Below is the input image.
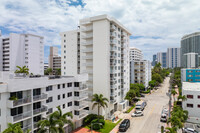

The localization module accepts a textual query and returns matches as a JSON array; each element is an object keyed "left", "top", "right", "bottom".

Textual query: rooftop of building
[
  {"left": 181, "top": 68, "right": 200, "bottom": 70},
  {"left": 130, "top": 47, "right": 142, "bottom": 52},
  {"left": 182, "top": 32, "right": 200, "bottom": 40},
  {"left": 182, "top": 82, "right": 200, "bottom": 91},
  {"left": 80, "top": 14, "right": 132, "bottom": 35}
]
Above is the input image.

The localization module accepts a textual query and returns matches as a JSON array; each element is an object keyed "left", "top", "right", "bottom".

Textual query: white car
[
  {"left": 182, "top": 128, "right": 198, "bottom": 133},
  {"left": 131, "top": 111, "right": 144, "bottom": 117}
]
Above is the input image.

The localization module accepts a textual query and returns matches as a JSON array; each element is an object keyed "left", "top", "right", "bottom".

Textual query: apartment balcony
[
  {"left": 8, "top": 111, "right": 32, "bottom": 123},
  {"left": 74, "top": 102, "right": 88, "bottom": 110},
  {"left": 33, "top": 93, "right": 48, "bottom": 102},
  {"left": 33, "top": 122, "right": 38, "bottom": 130},
  {"left": 83, "top": 62, "right": 93, "bottom": 66},
  {"left": 110, "top": 61, "right": 116, "bottom": 66},
  {"left": 110, "top": 25, "right": 116, "bottom": 31},
  {"left": 110, "top": 92, "right": 117, "bottom": 97},
  {"left": 110, "top": 32, "right": 116, "bottom": 38},
  {"left": 81, "top": 26, "right": 93, "bottom": 32},
  {"left": 7, "top": 97, "right": 32, "bottom": 108},
  {"left": 110, "top": 99, "right": 117, "bottom": 104},
  {"left": 121, "top": 32, "right": 126, "bottom": 37},
  {"left": 82, "top": 48, "right": 93, "bottom": 53},
  {"left": 82, "top": 33, "right": 93, "bottom": 39},
  {"left": 110, "top": 47, "right": 117, "bottom": 52},
  {"left": 78, "top": 110, "right": 89, "bottom": 119},
  {"left": 110, "top": 55, "right": 117, "bottom": 60},
  {"left": 110, "top": 69, "right": 117, "bottom": 74},
  {"left": 22, "top": 124, "right": 32, "bottom": 132},
  {"left": 110, "top": 39, "right": 117, "bottom": 45},
  {"left": 82, "top": 40, "right": 93, "bottom": 46},
  {"left": 74, "top": 94, "right": 88, "bottom": 101},
  {"left": 110, "top": 84, "right": 117, "bottom": 89},
  {"left": 82, "top": 55, "right": 93, "bottom": 60},
  {"left": 33, "top": 105, "right": 48, "bottom": 116},
  {"left": 121, "top": 38, "right": 126, "bottom": 43},
  {"left": 74, "top": 84, "right": 88, "bottom": 91},
  {"left": 110, "top": 78, "right": 117, "bottom": 83}
]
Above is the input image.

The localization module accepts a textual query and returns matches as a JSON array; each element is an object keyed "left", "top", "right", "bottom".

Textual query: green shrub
[
  {"left": 91, "top": 119, "right": 105, "bottom": 126},
  {"left": 83, "top": 114, "right": 104, "bottom": 126},
  {"left": 9, "top": 96, "right": 18, "bottom": 101},
  {"left": 141, "top": 89, "right": 150, "bottom": 94},
  {"left": 92, "top": 123, "right": 101, "bottom": 130}
]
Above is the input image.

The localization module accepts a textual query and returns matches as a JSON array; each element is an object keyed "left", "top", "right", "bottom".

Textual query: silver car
[{"left": 131, "top": 111, "right": 144, "bottom": 117}]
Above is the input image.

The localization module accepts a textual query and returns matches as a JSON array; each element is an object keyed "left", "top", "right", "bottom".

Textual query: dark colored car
[{"left": 119, "top": 119, "right": 130, "bottom": 132}]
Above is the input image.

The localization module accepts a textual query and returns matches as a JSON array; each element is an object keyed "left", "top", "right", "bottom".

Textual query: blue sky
[{"left": 0, "top": 0, "right": 200, "bottom": 63}]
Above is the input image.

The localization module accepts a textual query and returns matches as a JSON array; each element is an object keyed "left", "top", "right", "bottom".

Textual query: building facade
[
  {"left": 48, "top": 46, "right": 61, "bottom": 72},
  {"left": 0, "top": 33, "right": 44, "bottom": 75},
  {"left": 182, "top": 82, "right": 200, "bottom": 119},
  {"left": 157, "top": 52, "right": 167, "bottom": 68},
  {"left": 60, "top": 29, "right": 80, "bottom": 76},
  {"left": 130, "top": 60, "right": 151, "bottom": 88},
  {"left": 167, "top": 48, "right": 181, "bottom": 68},
  {"left": 44, "top": 63, "right": 48, "bottom": 71},
  {"left": 61, "top": 15, "right": 131, "bottom": 119},
  {"left": 181, "top": 68, "right": 200, "bottom": 82},
  {"left": 181, "top": 32, "right": 200, "bottom": 68},
  {"left": 0, "top": 72, "right": 88, "bottom": 133},
  {"left": 129, "top": 47, "right": 143, "bottom": 61},
  {"left": 151, "top": 54, "right": 157, "bottom": 67}
]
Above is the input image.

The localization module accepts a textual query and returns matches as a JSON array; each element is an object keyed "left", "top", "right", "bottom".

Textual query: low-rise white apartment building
[
  {"left": 0, "top": 33, "right": 44, "bottom": 75},
  {"left": 130, "top": 60, "right": 151, "bottom": 88},
  {"left": 182, "top": 82, "right": 200, "bottom": 119},
  {"left": 61, "top": 14, "right": 131, "bottom": 119},
  {"left": 0, "top": 72, "right": 88, "bottom": 133}
]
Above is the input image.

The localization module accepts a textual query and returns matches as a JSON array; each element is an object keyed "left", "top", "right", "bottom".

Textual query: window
[
  {"left": 198, "top": 95, "right": 200, "bottom": 99},
  {"left": 188, "top": 75, "right": 193, "bottom": 77},
  {"left": 68, "top": 92, "right": 72, "bottom": 97},
  {"left": 64, "top": 34, "right": 66, "bottom": 37},
  {"left": 67, "top": 83, "right": 72, "bottom": 87},
  {"left": 11, "top": 106, "right": 23, "bottom": 116},
  {"left": 33, "top": 102, "right": 41, "bottom": 110},
  {"left": 198, "top": 105, "right": 200, "bottom": 108},
  {"left": 64, "top": 40, "right": 66, "bottom": 42},
  {"left": 64, "top": 56, "right": 66, "bottom": 59},
  {"left": 46, "top": 97, "right": 53, "bottom": 103},
  {"left": 10, "top": 91, "right": 23, "bottom": 99},
  {"left": 63, "top": 104, "right": 65, "bottom": 109},
  {"left": 74, "top": 101, "right": 79, "bottom": 106},
  {"left": 74, "top": 82, "right": 79, "bottom": 87},
  {"left": 64, "top": 50, "right": 66, "bottom": 53},
  {"left": 63, "top": 94, "right": 65, "bottom": 98},
  {"left": 33, "top": 88, "right": 41, "bottom": 96},
  {"left": 58, "top": 85, "right": 60, "bottom": 89},
  {"left": 187, "top": 95, "right": 193, "bottom": 99},
  {"left": 47, "top": 108, "right": 53, "bottom": 114},
  {"left": 46, "top": 86, "right": 53, "bottom": 91},
  {"left": 74, "top": 92, "right": 79, "bottom": 97},
  {"left": 68, "top": 102, "right": 72, "bottom": 107},
  {"left": 58, "top": 95, "right": 60, "bottom": 100},
  {"left": 187, "top": 70, "right": 193, "bottom": 73},
  {"left": 188, "top": 79, "right": 193, "bottom": 82},
  {"left": 187, "top": 104, "right": 193, "bottom": 108},
  {"left": 64, "top": 45, "right": 66, "bottom": 48},
  {"left": 63, "top": 84, "right": 65, "bottom": 88},
  {"left": 74, "top": 110, "right": 79, "bottom": 115}
]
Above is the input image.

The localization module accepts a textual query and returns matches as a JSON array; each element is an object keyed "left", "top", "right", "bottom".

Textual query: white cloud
[{"left": 0, "top": 0, "right": 200, "bottom": 60}]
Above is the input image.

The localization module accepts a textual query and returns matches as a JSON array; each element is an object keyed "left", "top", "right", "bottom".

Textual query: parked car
[
  {"left": 140, "top": 94, "right": 145, "bottom": 97},
  {"left": 160, "top": 113, "right": 168, "bottom": 122},
  {"left": 119, "top": 119, "right": 130, "bottom": 132},
  {"left": 182, "top": 127, "right": 198, "bottom": 133},
  {"left": 162, "top": 108, "right": 168, "bottom": 115},
  {"left": 135, "top": 101, "right": 146, "bottom": 111},
  {"left": 131, "top": 111, "right": 144, "bottom": 117}
]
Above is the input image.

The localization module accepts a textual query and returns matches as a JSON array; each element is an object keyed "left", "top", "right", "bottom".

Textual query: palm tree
[
  {"left": 92, "top": 94, "right": 108, "bottom": 121},
  {"left": 165, "top": 127, "right": 177, "bottom": 133},
  {"left": 55, "top": 68, "right": 61, "bottom": 75},
  {"left": 171, "top": 89, "right": 177, "bottom": 102},
  {"left": 178, "top": 95, "right": 187, "bottom": 102},
  {"left": 15, "top": 66, "right": 29, "bottom": 75},
  {"left": 3, "top": 123, "right": 23, "bottom": 133},
  {"left": 167, "top": 115, "right": 183, "bottom": 129},
  {"left": 54, "top": 106, "right": 74, "bottom": 133},
  {"left": 37, "top": 112, "right": 63, "bottom": 133}
]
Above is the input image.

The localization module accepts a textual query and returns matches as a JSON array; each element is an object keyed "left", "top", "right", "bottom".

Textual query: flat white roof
[{"left": 182, "top": 82, "right": 200, "bottom": 91}]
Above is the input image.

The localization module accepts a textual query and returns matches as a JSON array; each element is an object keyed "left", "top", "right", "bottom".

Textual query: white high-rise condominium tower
[
  {"left": 61, "top": 15, "right": 131, "bottom": 119},
  {"left": 130, "top": 47, "right": 143, "bottom": 61},
  {"left": 167, "top": 48, "right": 181, "bottom": 68},
  {"left": 0, "top": 33, "right": 44, "bottom": 75}
]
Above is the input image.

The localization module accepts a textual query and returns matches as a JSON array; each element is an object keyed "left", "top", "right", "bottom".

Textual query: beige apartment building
[{"left": 48, "top": 46, "right": 61, "bottom": 72}]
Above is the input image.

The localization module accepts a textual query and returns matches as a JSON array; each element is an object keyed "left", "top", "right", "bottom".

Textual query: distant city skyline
[{"left": 0, "top": 0, "right": 200, "bottom": 62}]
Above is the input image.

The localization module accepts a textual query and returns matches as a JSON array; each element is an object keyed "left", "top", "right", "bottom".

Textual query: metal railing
[
  {"left": 33, "top": 106, "right": 48, "bottom": 115},
  {"left": 12, "top": 97, "right": 31, "bottom": 107},
  {"left": 33, "top": 93, "right": 48, "bottom": 101},
  {"left": 74, "top": 94, "right": 88, "bottom": 100},
  {"left": 13, "top": 111, "right": 32, "bottom": 122},
  {"left": 79, "top": 110, "right": 88, "bottom": 118},
  {"left": 22, "top": 124, "right": 32, "bottom": 132}
]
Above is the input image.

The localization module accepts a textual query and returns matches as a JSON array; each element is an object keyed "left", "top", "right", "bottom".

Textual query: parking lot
[{"left": 184, "top": 123, "right": 200, "bottom": 132}]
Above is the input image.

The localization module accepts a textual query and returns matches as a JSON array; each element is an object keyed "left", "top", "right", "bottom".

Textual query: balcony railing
[
  {"left": 8, "top": 97, "right": 31, "bottom": 107},
  {"left": 74, "top": 103, "right": 88, "bottom": 110},
  {"left": 79, "top": 110, "right": 89, "bottom": 119},
  {"left": 13, "top": 111, "right": 32, "bottom": 122},
  {"left": 82, "top": 48, "right": 93, "bottom": 53},
  {"left": 110, "top": 47, "right": 117, "bottom": 52},
  {"left": 82, "top": 40, "right": 93, "bottom": 46},
  {"left": 33, "top": 106, "right": 48, "bottom": 115},
  {"left": 110, "top": 39, "right": 117, "bottom": 45},
  {"left": 22, "top": 124, "right": 32, "bottom": 132},
  {"left": 110, "top": 32, "right": 116, "bottom": 38},
  {"left": 81, "top": 26, "right": 93, "bottom": 32},
  {"left": 110, "top": 25, "right": 116, "bottom": 31},
  {"left": 82, "top": 55, "right": 93, "bottom": 60},
  {"left": 33, "top": 93, "right": 48, "bottom": 102},
  {"left": 74, "top": 94, "right": 88, "bottom": 101},
  {"left": 74, "top": 84, "right": 88, "bottom": 91}
]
